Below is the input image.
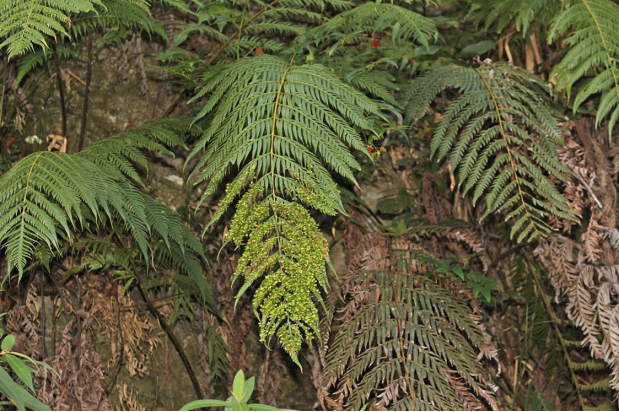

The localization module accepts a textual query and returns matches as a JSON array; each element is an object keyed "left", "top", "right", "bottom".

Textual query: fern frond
[
  {"left": 315, "top": 2, "right": 437, "bottom": 45},
  {"left": 0, "top": 118, "right": 199, "bottom": 278},
  {"left": 188, "top": 55, "right": 379, "bottom": 363},
  {"left": 321, "top": 236, "right": 497, "bottom": 411},
  {"left": 403, "top": 63, "right": 575, "bottom": 242},
  {"left": 188, "top": 55, "right": 378, "bottom": 213},
  {"left": 548, "top": 0, "right": 619, "bottom": 138},
  {"left": 482, "top": 0, "right": 560, "bottom": 33},
  {"left": 69, "top": 0, "right": 166, "bottom": 40},
  {"left": 0, "top": 0, "right": 98, "bottom": 57}
]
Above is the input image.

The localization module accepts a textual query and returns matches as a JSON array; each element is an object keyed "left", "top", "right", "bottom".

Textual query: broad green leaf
[
  {"left": 458, "top": 40, "right": 496, "bottom": 56},
  {"left": 180, "top": 399, "right": 231, "bottom": 411},
  {"left": 0, "top": 366, "right": 25, "bottom": 410},
  {"left": 241, "top": 377, "right": 255, "bottom": 403},
  {"left": 4, "top": 354, "right": 34, "bottom": 393},
  {"left": 2, "top": 335, "right": 15, "bottom": 352},
  {"left": 232, "top": 370, "right": 246, "bottom": 400},
  {"left": 249, "top": 404, "right": 288, "bottom": 411}
]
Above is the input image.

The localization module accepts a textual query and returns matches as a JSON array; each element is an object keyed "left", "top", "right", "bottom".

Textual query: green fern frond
[
  {"left": 205, "top": 322, "right": 230, "bottom": 381},
  {"left": 188, "top": 54, "right": 379, "bottom": 363},
  {"left": 230, "top": 188, "right": 329, "bottom": 365},
  {"left": 482, "top": 0, "right": 560, "bottom": 33},
  {"left": 0, "top": 118, "right": 199, "bottom": 278},
  {"left": 315, "top": 2, "right": 437, "bottom": 46},
  {"left": 0, "top": 0, "right": 98, "bottom": 57},
  {"left": 403, "top": 63, "right": 575, "bottom": 242},
  {"left": 69, "top": 0, "right": 166, "bottom": 40},
  {"left": 322, "top": 242, "right": 497, "bottom": 411},
  {"left": 188, "top": 55, "right": 378, "bottom": 213},
  {"left": 548, "top": 0, "right": 619, "bottom": 139}
]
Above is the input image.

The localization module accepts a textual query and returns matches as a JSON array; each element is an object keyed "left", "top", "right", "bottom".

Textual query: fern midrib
[
  {"left": 270, "top": 66, "right": 291, "bottom": 202},
  {"left": 268, "top": 65, "right": 292, "bottom": 281},
  {"left": 19, "top": 0, "right": 39, "bottom": 50},
  {"left": 580, "top": 0, "right": 619, "bottom": 120},
  {"left": 476, "top": 69, "right": 541, "bottom": 238},
  {"left": 389, "top": 274, "right": 416, "bottom": 408}
]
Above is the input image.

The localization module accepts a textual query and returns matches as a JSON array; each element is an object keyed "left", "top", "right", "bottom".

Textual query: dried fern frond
[
  {"left": 321, "top": 235, "right": 497, "bottom": 411},
  {"left": 535, "top": 235, "right": 619, "bottom": 392},
  {"left": 403, "top": 63, "right": 575, "bottom": 242},
  {"left": 548, "top": 0, "right": 619, "bottom": 139}
]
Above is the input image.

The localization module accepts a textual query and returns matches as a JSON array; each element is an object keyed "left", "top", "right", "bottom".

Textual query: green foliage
[
  {"left": 548, "top": 0, "right": 619, "bottom": 138},
  {"left": 403, "top": 63, "right": 575, "bottom": 242},
  {"left": 0, "top": 119, "right": 200, "bottom": 279},
  {"left": 312, "top": 2, "right": 437, "bottom": 46},
  {"left": 0, "top": 0, "right": 97, "bottom": 57},
  {"left": 181, "top": 370, "right": 285, "bottom": 411},
  {"left": 481, "top": 0, "right": 560, "bottom": 34},
  {"left": 0, "top": 325, "right": 52, "bottom": 411},
  {"left": 0, "top": 0, "right": 163, "bottom": 59},
  {"left": 68, "top": 0, "right": 165, "bottom": 40},
  {"left": 187, "top": 55, "right": 380, "bottom": 363}
]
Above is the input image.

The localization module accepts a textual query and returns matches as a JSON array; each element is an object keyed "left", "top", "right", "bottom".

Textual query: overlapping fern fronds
[
  {"left": 403, "top": 63, "right": 575, "bottom": 242},
  {"left": 187, "top": 55, "right": 379, "bottom": 363},
  {"left": 548, "top": 0, "right": 619, "bottom": 139},
  {"left": 0, "top": 119, "right": 200, "bottom": 279},
  {"left": 321, "top": 235, "right": 498, "bottom": 411},
  {"left": 0, "top": 0, "right": 97, "bottom": 57},
  {"left": 0, "top": 0, "right": 161, "bottom": 57},
  {"left": 69, "top": 0, "right": 165, "bottom": 39},
  {"left": 481, "top": 0, "right": 561, "bottom": 33},
  {"left": 311, "top": 2, "right": 436, "bottom": 46}
]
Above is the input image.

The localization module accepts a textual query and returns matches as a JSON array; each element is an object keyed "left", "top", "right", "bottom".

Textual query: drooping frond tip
[{"left": 402, "top": 63, "right": 576, "bottom": 242}]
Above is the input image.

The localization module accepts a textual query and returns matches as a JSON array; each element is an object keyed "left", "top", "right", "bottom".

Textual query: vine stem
[
  {"left": 525, "top": 255, "right": 585, "bottom": 410},
  {"left": 117, "top": 236, "right": 204, "bottom": 400},
  {"left": 51, "top": 43, "right": 67, "bottom": 138},
  {"left": 78, "top": 32, "right": 93, "bottom": 152}
]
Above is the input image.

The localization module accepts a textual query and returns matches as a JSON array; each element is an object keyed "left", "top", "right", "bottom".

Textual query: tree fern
[
  {"left": 321, "top": 235, "right": 497, "bottom": 411},
  {"left": 187, "top": 55, "right": 380, "bottom": 364},
  {"left": 402, "top": 63, "right": 575, "bottom": 242},
  {"left": 548, "top": 0, "right": 619, "bottom": 139},
  {"left": 0, "top": 119, "right": 199, "bottom": 278}
]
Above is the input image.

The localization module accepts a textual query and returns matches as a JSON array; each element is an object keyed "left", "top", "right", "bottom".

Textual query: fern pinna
[
  {"left": 320, "top": 235, "right": 498, "bottom": 411},
  {"left": 188, "top": 55, "right": 379, "bottom": 365},
  {"left": 548, "top": 0, "right": 619, "bottom": 139},
  {"left": 403, "top": 63, "right": 575, "bottom": 242}
]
